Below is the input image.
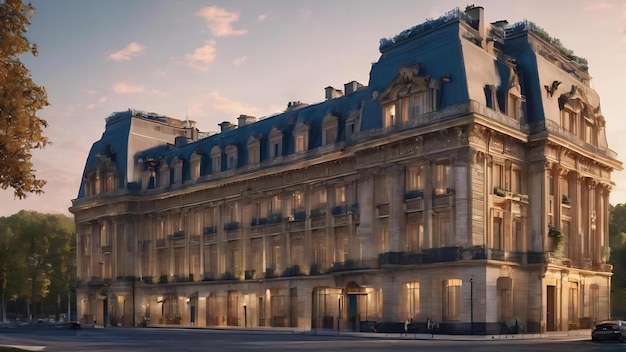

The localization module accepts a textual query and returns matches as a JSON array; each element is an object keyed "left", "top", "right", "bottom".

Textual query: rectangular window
[
  {"left": 335, "top": 185, "right": 346, "bottom": 205},
  {"left": 249, "top": 145, "right": 260, "bottom": 164},
  {"left": 442, "top": 279, "right": 462, "bottom": 321},
  {"left": 493, "top": 164, "right": 503, "bottom": 190},
  {"left": 203, "top": 244, "right": 217, "bottom": 279},
  {"left": 434, "top": 160, "right": 450, "bottom": 195},
  {"left": 273, "top": 143, "right": 280, "bottom": 158},
  {"left": 191, "top": 160, "right": 200, "bottom": 179},
  {"left": 336, "top": 236, "right": 349, "bottom": 262},
  {"left": 228, "top": 203, "right": 240, "bottom": 223},
  {"left": 405, "top": 165, "right": 424, "bottom": 191},
  {"left": 212, "top": 156, "right": 221, "bottom": 173},
  {"left": 269, "top": 195, "right": 281, "bottom": 215},
  {"left": 493, "top": 217, "right": 503, "bottom": 250},
  {"left": 227, "top": 155, "right": 236, "bottom": 170},
  {"left": 312, "top": 188, "right": 327, "bottom": 210},
  {"left": 384, "top": 104, "right": 395, "bottom": 127},
  {"left": 499, "top": 287, "right": 513, "bottom": 321},
  {"left": 296, "top": 134, "right": 305, "bottom": 152},
  {"left": 292, "top": 191, "right": 304, "bottom": 211},
  {"left": 314, "top": 237, "right": 325, "bottom": 266},
  {"left": 380, "top": 218, "right": 389, "bottom": 253},
  {"left": 406, "top": 215, "right": 424, "bottom": 252},
  {"left": 272, "top": 243, "right": 281, "bottom": 273},
  {"left": 590, "top": 285, "right": 599, "bottom": 321},
  {"left": 324, "top": 126, "right": 336, "bottom": 145}
]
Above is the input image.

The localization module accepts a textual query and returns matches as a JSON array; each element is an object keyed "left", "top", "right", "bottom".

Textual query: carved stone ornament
[{"left": 378, "top": 64, "right": 432, "bottom": 105}]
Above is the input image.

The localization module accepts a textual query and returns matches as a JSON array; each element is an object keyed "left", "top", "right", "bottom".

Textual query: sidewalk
[{"left": 146, "top": 323, "right": 592, "bottom": 341}]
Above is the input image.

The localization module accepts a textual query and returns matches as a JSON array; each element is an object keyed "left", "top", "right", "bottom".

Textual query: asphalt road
[{"left": 0, "top": 327, "right": 622, "bottom": 352}]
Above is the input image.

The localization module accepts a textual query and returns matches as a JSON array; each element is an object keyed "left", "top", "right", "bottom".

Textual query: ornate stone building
[{"left": 70, "top": 6, "right": 621, "bottom": 334}]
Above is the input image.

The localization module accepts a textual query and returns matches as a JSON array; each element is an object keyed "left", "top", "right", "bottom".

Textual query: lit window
[
  {"left": 406, "top": 281, "right": 420, "bottom": 319},
  {"left": 434, "top": 160, "right": 450, "bottom": 195},
  {"left": 405, "top": 165, "right": 424, "bottom": 191},
  {"left": 442, "top": 279, "right": 462, "bottom": 321},
  {"left": 384, "top": 104, "right": 396, "bottom": 127}
]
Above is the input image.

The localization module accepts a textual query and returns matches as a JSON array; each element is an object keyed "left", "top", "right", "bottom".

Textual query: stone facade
[{"left": 70, "top": 6, "right": 621, "bottom": 334}]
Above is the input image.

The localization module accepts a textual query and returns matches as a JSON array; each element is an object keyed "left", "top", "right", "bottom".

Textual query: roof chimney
[
  {"left": 325, "top": 86, "right": 344, "bottom": 100},
  {"left": 465, "top": 5, "right": 485, "bottom": 48},
  {"left": 237, "top": 114, "right": 257, "bottom": 127},
  {"left": 218, "top": 121, "right": 235, "bottom": 132},
  {"left": 286, "top": 101, "right": 308, "bottom": 111},
  {"left": 344, "top": 81, "right": 364, "bottom": 95}
]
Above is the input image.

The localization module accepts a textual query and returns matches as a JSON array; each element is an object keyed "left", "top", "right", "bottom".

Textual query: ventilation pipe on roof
[{"left": 325, "top": 86, "right": 344, "bottom": 100}]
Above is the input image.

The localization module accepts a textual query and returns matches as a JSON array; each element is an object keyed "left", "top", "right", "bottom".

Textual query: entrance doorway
[{"left": 547, "top": 285, "right": 556, "bottom": 331}]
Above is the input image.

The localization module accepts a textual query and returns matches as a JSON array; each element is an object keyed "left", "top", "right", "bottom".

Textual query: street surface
[{"left": 0, "top": 326, "right": 621, "bottom": 352}]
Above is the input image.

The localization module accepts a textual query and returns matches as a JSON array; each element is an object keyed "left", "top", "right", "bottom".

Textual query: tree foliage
[
  {"left": 0, "top": 211, "right": 74, "bottom": 321},
  {"left": 609, "top": 204, "right": 626, "bottom": 317},
  {"left": 0, "top": 0, "right": 49, "bottom": 198}
]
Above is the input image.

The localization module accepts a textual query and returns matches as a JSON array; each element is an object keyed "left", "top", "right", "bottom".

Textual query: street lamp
[{"left": 470, "top": 276, "right": 474, "bottom": 335}]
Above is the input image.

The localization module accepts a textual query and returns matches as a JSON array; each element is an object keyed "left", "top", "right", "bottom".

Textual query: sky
[{"left": 2, "top": 0, "right": 626, "bottom": 217}]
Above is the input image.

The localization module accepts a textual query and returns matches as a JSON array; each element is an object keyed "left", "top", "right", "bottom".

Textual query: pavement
[{"left": 0, "top": 322, "right": 593, "bottom": 351}]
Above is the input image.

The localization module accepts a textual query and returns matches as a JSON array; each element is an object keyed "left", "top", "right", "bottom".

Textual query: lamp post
[{"left": 470, "top": 276, "right": 474, "bottom": 335}]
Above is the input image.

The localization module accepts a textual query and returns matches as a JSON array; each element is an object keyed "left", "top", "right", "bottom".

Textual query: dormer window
[
  {"left": 322, "top": 114, "right": 338, "bottom": 146},
  {"left": 247, "top": 136, "right": 260, "bottom": 165},
  {"left": 379, "top": 64, "right": 440, "bottom": 127},
  {"left": 210, "top": 145, "right": 221, "bottom": 174},
  {"left": 268, "top": 127, "right": 283, "bottom": 158},
  {"left": 225, "top": 145, "right": 238, "bottom": 170},
  {"left": 294, "top": 123, "right": 309, "bottom": 153},
  {"left": 190, "top": 151, "right": 201, "bottom": 179},
  {"left": 383, "top": 104, "right": 396, "bottom": 127},
  {"left": 158, "top": 162, "right": 169, "bottom": 188},
  {"left": 171, "top": 157, "right": 183, "bottom": 184}
]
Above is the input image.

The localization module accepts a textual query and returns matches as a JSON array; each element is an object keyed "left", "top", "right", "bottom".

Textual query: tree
[
  {"left": 609, "top": 204, "right": 626, "bottom": 318},
  {"left": 0, "top": 211, "right": 75, "bottom": 322},
  {"left": 0, "top": 0, "right": 49, "bottom": 198}
]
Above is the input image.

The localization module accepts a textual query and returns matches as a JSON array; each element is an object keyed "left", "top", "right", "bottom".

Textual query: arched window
[
  {"left": 322, "top": 114, "right": 338, "bottom": 146},
  {"left": 189, "top": 151, "right": 201, "bottom": 180},
  {"left": 268, "top": 127, "right": 283, "bottom": 159},
  {"left": 293, "top": 123, "right": 309, "bottom": 152},
  {"left": 247, "top": 136, "right": 260, "bottom": 165}
]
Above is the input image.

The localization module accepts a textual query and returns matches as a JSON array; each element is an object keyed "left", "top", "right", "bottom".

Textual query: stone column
[{"left": 357, "top": 172, "right": 375, "bottom": 260}]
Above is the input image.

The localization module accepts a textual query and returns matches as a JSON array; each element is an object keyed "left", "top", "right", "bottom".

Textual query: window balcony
[
  {"left": 224, "top": 222, "right": 241, "bottom": 231},
  {"left": 331, "top": 204, "right": 347, "bottom": 216},
  {"left": 292, "top": 209, "right": 307, "bottom": 221},
  {"left": 203, "top": 226, "right": 217, "bottom": 235},
  {"left": 267, "top": 213, "right": 283, "bottom": 224},
  {"left": 251, "top": 217, "right": 267, "bottom": 227},
  {"left": 101, "top": 245, "right": 112, "bottom": 253},
  {"left": 404, "top": 189, "right": 424, "bottom": 200}
]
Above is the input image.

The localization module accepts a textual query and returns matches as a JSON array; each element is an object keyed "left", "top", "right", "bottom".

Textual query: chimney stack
[
  {"left": 218, "top": 121, "right": 235, "bottom": 132},
  {"left": 325, "top": 86, "right": 344, "bottom": 100},
  {"left": 237, "top": 114, "right": 257, "bottom": 127},
  {"left": 465, "top": 5, "right": 485, "bottom": 49},
  {"left": 344, "top": 81, "right": 364, "bottom": 95}
]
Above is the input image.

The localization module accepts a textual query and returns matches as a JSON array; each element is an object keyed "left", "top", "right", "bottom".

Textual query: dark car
[{"left": 591, "top": 320, "right": 626, "bottom": 342}]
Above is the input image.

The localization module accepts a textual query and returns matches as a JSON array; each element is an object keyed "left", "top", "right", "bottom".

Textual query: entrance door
[
  {"left": 547, "top": 285, "right": 556, "bottom": 331},
  {"left": 348, "top": 295, "right": 358, "bottom": 331},
  {"left": 102, "top": 298, "right": 108, "bottom": 326}
]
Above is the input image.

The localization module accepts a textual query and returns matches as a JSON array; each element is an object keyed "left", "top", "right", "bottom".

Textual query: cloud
[
  {"left": 584, "top": 2, "right": 613, "bottom": 11},
  {"left": 98, "top": 96, "right": 107, "bottom": 103},
  {"left": 152, "top": 89, "right": 168, "bottom": 97},
  {"left": 300, "top": 9, "right": 312, "bottom": 19},
  {"left": 257, "top": 14, "right": 268, "bottom": 22},
  {"left": 233, "top": 56, "right": 247, "bottom": 66},
  {"left": 185, "top": 40, "right": 217, "bottom": 71},
  {"left": 622, "top": 26, "right": 626, "bottom": 39},
  {"left": 107, "top": 42, "right": 146, "bottom": 62},
  {"left": 85, "top": 104, "right": 96, "bottom": 110},
  {"left": 112, "top": 82, "right": 145, "bottom": 94},
  {"left": 196, "top": 6, "right": 247, "bottom": 37},
  {"left": 206, "top": 91, "right": 261, "bottom": 115},
  {"left": 82, "top": 89, "right": 98, "bottom": 95}
]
